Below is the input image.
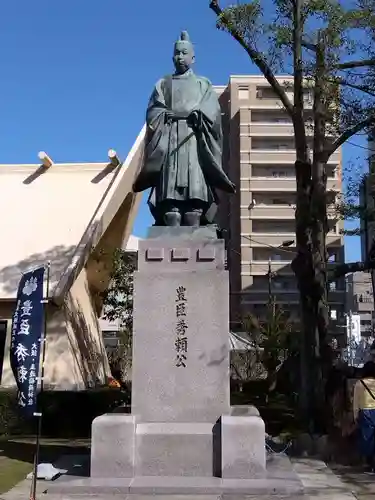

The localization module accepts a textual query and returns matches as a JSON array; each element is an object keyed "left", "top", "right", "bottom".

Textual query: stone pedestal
[
  {"left": 90, "top": 226, "right": 271, "bottom": 489},
  {"left": 221, "top": 416, "right": 266, "bottom": 478},
  {"left": 135, "top": 423, "right": 214, "bottom": 477},
  {"left": 132, "top": 226, "right": 230, "bottom": 424},
  {"left": 91, "top": 414, "right": 136, "bottom": 478}
]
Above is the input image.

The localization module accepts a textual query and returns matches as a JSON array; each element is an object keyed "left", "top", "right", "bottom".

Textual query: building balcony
[
  {"left": 240, "top": 178, "right": 340, "bottom": 192},
  {"left": 240, "top": 204, "right": 339, "bottom": 219},
  {"left": 249, "top": 163, "right": 338, "bottom": 179},
  {"left": 246, "top": 125, "right": 336, "bottom": 139},
  {"left": 247, "top": 123, "right": 296, "bottom": 136},
  {"left": 240, "top": 288, "right": 345, "bottom": 304},
  {"left": 243, "top": 260, "right": 344, "bottom": 276},
  {"left": 242, "top": 205, "right": 296, "bottom": 218},
  {"left": 353, "top": 299, "right": 374, "bottom": 313},
  {"left": 245, "top": 261, "right": 293, "bottom": 274},
  {"left": 241, "top": 233, "right": 343, "bottom": 247},
  {"left": 243, "top": 149, "right": 341, "bottom": 164},
  {"left": 243, "top": 96, "right": 313, "bottom": 111}
]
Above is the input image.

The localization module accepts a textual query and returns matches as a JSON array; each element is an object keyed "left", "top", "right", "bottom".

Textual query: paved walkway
[
  {"left": 330, "top": 465, "right": 375, "bottom": 500},
  {"left": 0, "top": 457, "right": 373, "bottom": 499}
]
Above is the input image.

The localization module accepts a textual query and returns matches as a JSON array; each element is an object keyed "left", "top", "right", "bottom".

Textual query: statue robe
[{"left": 133, "top": 69, "right": 234, "bottom": 222}]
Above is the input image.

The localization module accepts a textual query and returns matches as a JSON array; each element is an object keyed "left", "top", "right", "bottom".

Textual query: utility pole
[
  {"left": 267, "top": 257, "right": 276, "bottom": 316},
  {"left": 267, "top": 257, "right": 273, "bottom": 302}
]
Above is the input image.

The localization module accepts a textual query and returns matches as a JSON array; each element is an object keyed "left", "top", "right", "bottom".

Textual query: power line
[
  {"left": 346, "top": 140, "right": 374, "bottom": 153},
  {"left": 240, "top": 233, "right": 297, "bottom": 254},
  {"left": 224, "top": 232, "right": 297, "bottom": 258}
]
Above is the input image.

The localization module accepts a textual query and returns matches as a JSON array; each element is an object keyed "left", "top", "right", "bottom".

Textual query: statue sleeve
[
  {"left": 146, "top": 79, "right": 168, "bottom": 131},
  {"left": 197, "top": 79, "right": 221, "bottom": 123},
  {"left": 132, "top": 79, "right": 171, "bottom": 193},
  {"left": 194, "top": 79, "right": 235, "bottom": 194}
]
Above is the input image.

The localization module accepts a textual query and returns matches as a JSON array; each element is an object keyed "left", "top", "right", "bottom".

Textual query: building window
[
  {"left": 252, "top": 276, "right": 296, "bottom": 291},
  {"left": 271, "top": 254, "right": 283, "bottom": 261},
  {"left": 328, "top": 252, "right": 337, "bottom": 262},
  {"left": 256, "top": 87, "right": 278, "bottom": 99},
  {"left": 328, "top": 221, "right": 337, "bottom": 233},
  {"left": 251, "top": 110, "right": 292, "bottom": 123},
  {"left": 272, "top": 198, "right": 288, "bottom": 205},
  {"left": 252, "top": 220, "right": 295, "bottom": 234},
  {"left": 238, "top": 86, "right": 249, "bottom": 100},
  {"left": 251, "top": 165, "right": 295, "bottom": 178},
  {"left": 102, "top": 331, "right": 120, "bottom": 351},
  {"left": 357, "top": 294, "right": 373, "bottom": 304},
  {"left": 251, "top": 138, "right": 295, "bottom": 150},
  {"left": 271, "top": 171, "right": 288, "bottom": 177},
  {"left": 327, "top": 165, "right": 336, "bottom": 178},
  {"left": 0, "top": 321, "right": 7, "bottom": 384}
]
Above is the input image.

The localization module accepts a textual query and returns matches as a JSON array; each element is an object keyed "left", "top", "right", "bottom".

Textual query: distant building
[
  {"left": 0, "top": 134, "right": 144, "bottom": 390},
  {"left": 215, "top": 75, "right": 345, "bottom": 329},
  {"left": 360, "top": 131, "right": 375, "bottom": 297},
  {"left": 346, "top": 272, "right": 374, "bottom": 338}
]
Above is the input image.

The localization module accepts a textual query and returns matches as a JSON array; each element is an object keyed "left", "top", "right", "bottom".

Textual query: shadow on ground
[
  {"left": 331, "top": 465, "right": 375, "bottom": 498},
  {"left": 0, "top": 439, "right": 90, "bottom": 476}
]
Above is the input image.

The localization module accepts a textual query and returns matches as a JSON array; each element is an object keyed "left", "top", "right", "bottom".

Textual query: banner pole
[{"left": 30, "top": 261, "right": 51, "bottom": 500}]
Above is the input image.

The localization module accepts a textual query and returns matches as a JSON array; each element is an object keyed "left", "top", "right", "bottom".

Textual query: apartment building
[
  {"left": 358, "top": 130, "right": 375, "bottom": 313},
  {"left": 216, "top": 75, "right": 345, "bottom": 328},
  {"left": 346, "top": 272, "right": 374, "bottom": 337},
  {"left": 361, "top": 130, "right": 375, "bottom": 259}
]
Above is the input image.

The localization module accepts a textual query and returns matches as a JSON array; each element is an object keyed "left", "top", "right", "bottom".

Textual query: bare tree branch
[
  {"left": 334, "top": 59, "right": 375, "bottom": 70},
  {"left": 329, "top": 239, "right": 375, "bottom": 281},
  {"left": 331, "top": 77, "right": 375, "bottom": 99},
  {"left": 292, "top": 0, "right": 306, "bottom": 143},
  {"left": 209, "top": 0, "right": 294, "bottom": 116},
  {"left": 328, "top": 260, "right": 375, "bottom": 281},
  {"left": 323, "top": 114, "right": 375, "bottom": 159},
  {"left": 302, "top": 40, "right": 317, "bottom": 52}
]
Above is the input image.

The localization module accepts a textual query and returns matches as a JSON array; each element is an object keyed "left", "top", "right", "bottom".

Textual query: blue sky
[{"left": 0, "top": 0, "right": 365, "bottom": 262}]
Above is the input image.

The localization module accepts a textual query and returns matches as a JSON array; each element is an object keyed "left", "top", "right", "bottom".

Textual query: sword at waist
[{"left": 169, "top": 131, "right": 195, "bottom": 156}]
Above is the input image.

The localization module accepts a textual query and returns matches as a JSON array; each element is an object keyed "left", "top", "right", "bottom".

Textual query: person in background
[
  {"left": 369, "top": 340, "right": 375, "bottom": 362},
  {"left": 353, "top": 361, "right": 375, "bottom": 471}
]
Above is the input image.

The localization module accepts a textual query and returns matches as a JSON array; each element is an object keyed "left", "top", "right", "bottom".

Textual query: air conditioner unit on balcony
[{"left": 256, "top": 89, "right": 263, "bottom": 98}]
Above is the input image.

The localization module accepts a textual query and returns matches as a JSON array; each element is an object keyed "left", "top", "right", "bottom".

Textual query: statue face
[{"left": 173, "top": 42, "right": 195, "bottom": 74}]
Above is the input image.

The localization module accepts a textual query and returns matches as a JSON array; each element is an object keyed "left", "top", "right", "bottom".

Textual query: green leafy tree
[
  {"left": 231, "top": 302, "right": 293, "bottom": 377},
  {"left": 101, "top": 249, "right": 136, "bottom": 381},
  {"left": 208, "top": 0, "right": 375, "bottom": 423},
  {"left": 243, "top": 302, "right": 294, "bottom": 382},
  {"left": 107, "top": 329, "right": 133, "bottom": 382},
  {"left": 101, "top": 249, "right": 135, "bottom": 332}
]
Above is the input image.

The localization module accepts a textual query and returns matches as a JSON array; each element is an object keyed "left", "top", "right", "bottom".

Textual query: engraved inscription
[{"left": 175, "top": 286, "right": 188, "bottom": 367}]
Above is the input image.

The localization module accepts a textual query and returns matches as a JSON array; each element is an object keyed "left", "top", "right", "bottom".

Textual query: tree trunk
[
  {"left": 291, "top": 158, "right": 323, "bottom": 430},
  {"left": 292, "top": 155, "right": 332, "bottom": 432},
  {"left": 291, "top": 35, "right": 330, "bottom": 431}
]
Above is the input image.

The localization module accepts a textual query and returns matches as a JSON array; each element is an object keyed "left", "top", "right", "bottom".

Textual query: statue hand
[
  {"left": 165, "top": 110, "right": 175, "bottom": 123},
  {"left": 188, "top": 110, "right": 201, "bottom": 131}
]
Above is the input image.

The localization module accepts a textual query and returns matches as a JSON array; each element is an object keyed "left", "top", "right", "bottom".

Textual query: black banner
[{"left": 10, "top": 267, "right": 45, "bottom": 417}]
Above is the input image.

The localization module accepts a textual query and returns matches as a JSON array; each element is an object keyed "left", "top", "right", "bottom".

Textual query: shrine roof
[{"left": 0, "top": 127, "right": 145, "bottom": 300}]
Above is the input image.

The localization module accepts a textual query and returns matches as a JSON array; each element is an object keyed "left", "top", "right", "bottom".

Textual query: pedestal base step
[
  {"left": 44, "top": 456, "right": 303, "bottom": 499},
  {"left": 91, "top": 414, "right": 266, "bottom": 479},
  {"left": 43, "top": 475, "right": 304, "bottom": 499}
]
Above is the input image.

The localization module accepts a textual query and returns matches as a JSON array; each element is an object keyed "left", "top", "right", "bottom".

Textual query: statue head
[{"left": 173, "top": 31, "right": 195, "bottom": 74}]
